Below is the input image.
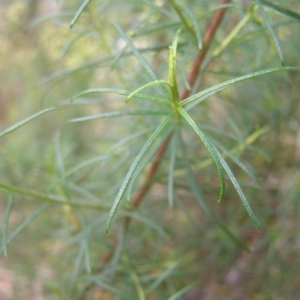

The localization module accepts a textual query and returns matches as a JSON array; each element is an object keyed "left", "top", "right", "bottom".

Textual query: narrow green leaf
[
  {"left": 113, "top": 22, "right": 169, "bottom": 97},
  {"left": 215, "top": 149, "right": 261, "bottom": 231},
  {"left": 179, "top": 135, "right": 250, "bottom": 251},
  {"left": 123, "top": 254, "right": 146, "bottom": 300},
  {"left": 261, "top": 0, "right": 300, "bottom": 21},
  {"left": 66, "top": 155, "right": 112, "bottom": 176},
  {"left": 166, "top": 282, "right": 198, "bottom": 300},
  {"left": 0, "top": 204, "right": 49, "bottom": 255},
  {"left": 70, "top": 0, "right": 91, "bottom": 29},
  {"left": 177, "top": 4, "right": 202, "bottom": 49},
  {"left": 168, "top": 134, "right": 178, "bottom": 208},
  {"left": 68, "top": 110, "right": 169, "bottom": 123},
  {"left": 0, "top": 182, "right": 109, "bottom": 210},
  {"left": 0, "top": 107, "right": 58, "bottom": 139},
  {"left": 126, "top": 80, "right": 171, "bottom": 103},
  {"left": 105, "top": 113, "right": 175, "bottom": 234},
  {"left": 126, "top": 126, "right": 174, "bottom": 202},
  {"left": 212, "top": 138, "right": 263, "bottom": 186},
  {"left": 2, "top": 192, "right": 14, "bottom": 256},
  {"left": 179, "top": 108, "right": 225, "bottom": 202},
  {"left": 145, "top": 262, "right": 179, "bottom": 295},
  {"left": 90, "top": 278, "right": 133, "bottom": 300},
  {"left": 181, "top": 67, "right": 300, "bottom": 107},
  {"left": 120, "top": 211, "right": 169, "bottom": 239},
  {"left": 255, "top": 0, "right": 284, "bottom": 65},
  {"left": 71, "top": 88, "right": 171, "bottom": 106},
  {"left": 169, "top": 29, "right": 182, "bottom": 104}
]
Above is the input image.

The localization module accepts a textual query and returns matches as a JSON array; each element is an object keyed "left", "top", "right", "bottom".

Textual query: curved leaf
[
  {"left": 181, "top": 67, "right": 300, "bottom": 108},
  {"left": 0, "top": 107, "right": 58, "bottom": 139},
  {"left": 178, "top": 108, "right": 225, "bottom": 202},
  {"left": 105, "top": 113, "right": 175, "bottom": 234}
]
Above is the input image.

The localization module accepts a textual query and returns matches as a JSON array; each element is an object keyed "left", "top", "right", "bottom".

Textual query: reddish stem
[{"left": 130, "top": 0, "right": 232, "bottom": 212}]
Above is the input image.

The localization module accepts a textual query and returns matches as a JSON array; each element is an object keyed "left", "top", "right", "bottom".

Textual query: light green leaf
[
  {"left": 122, "top": 254, "right": 146, "bottom": 300},
  {"left": 215, "top": 149, "right": 260, "bottom": 231},
  {"left": 168, "top": 133, "right": 178, "bottom": 208},
  {"left": 68, "top": 110, "right": 169, "bottom": 123},
  {"left": 179, "top": 135, "right": 250, "bottom": 251},
  {"left": 0, "top": 182, "right": 109, "bottom": 210},
  {"left": 2, "top": 192, "right": 14, "bottom": 256},
  {"left": 181, "top": 67, "right": 300, "bottom": 107},
  {"left": 255, "top": 0, "right": 284, "bottom": 65},
  {"left": 179, "top": 108, "right": 225, "bottom": 202},
  {"left": 145, "top": 262, "right": 179, "bottom": 295},
  {"left": 105, "top": 113, "right": 175, "bottom": 234},
  {"left": 169, "top": 29, "right": 182, "bottom": 104},
  {"left": 70, "top": 0, "right": 91, "bottom": 29},
  {"left": 212, "top": 138, "right": 263, "bottom": 186},
  {"left": 126, "top": 80, "right": 171, "bottom": 103},
  {"left": 113, "top": 22, "right": 169, "bottom": 98},
  {"left": 166, "top": 282, "right": 198, "bottom": 300},
  {"left": 71, "top": 88, "right": 171, "bottom": 106},
  {"left": 0, "top": 107, "right": 58, "bottom": 139},
  {"left": 261, "top": 0, "right": 300, "bottom": 21},
  {"left": 1, "top": 204, "right": 49, "bottom": 255}
]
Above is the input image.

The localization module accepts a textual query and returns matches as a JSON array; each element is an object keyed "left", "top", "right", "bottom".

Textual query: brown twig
[
  {"left": 128, "top": 0, "right": 232, "bottom": 220},
  {"left": 79, "top": 2, "right": 232, "bottom": 298}
]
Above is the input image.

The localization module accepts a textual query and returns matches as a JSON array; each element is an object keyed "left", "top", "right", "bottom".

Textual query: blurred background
[{"left": 0, "top": 0, "right": 300, "bottom": 299}]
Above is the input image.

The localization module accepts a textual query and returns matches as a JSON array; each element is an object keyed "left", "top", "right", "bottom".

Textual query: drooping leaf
[
  {"left": 214, "top": 147, "right": 261, "bottom": 231},
  {"left": 1, "top": 192, "right": 14, "bottom": 256},
  {"left": 181, "top": 67, "right": 300, "bottom": 108},
  {"left": 0, "top": 107, "right": 58, "bottom": 139},
  {"left": 68, "top": 110, "right": 169, "bottom": 123},
  {"left": 105, "top": 113, "right": 175, "bottom": 234},
  {"left": 71, "top": 88, "right": 171, "bottom": 106},
  {"left": 178, "top": 134, "right": 250, "bottom": 251},
  {"left": 70, "top": 0, "right": 91, "bottom": 29},
  {"left": 179, "top": 108, "right": 225, "bottom": 202},
  {"left": 126, "top": 80, "right": 171, "bottom": 103},
  {"left": 255, "top": 0, "right": 284, "bottom": 65},
  {"left": 261, "top": 0, "right": 300, "bottom": 21},
  {"left": 113, "top": 22, "right": 169, "bottom": 98}
]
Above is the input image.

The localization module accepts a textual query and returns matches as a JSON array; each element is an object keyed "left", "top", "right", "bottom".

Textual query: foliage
[{"left": 1, "top": 0, "right": 300, "bottom": 299}]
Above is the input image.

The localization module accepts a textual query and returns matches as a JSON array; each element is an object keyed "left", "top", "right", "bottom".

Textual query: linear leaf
[
  {"left": 168, "top": 133, "right": 178, "bottom": 208},
  {"left": 167, "top": 282, "right": 198, "bottom": 300},
  {"left": 68, "top": 110, "right": 169, "bottom": 123},
  {"left": 0, "top": 204, "right": 49, "bottom": 255},
  {"left": 71, "top": 88, "right": 171, "bottom": 106},
  {"left": 169, "top": 29, "right": 182, "bottom": 103},
  {"left": 2, "top": 192, "right": 14, "bottom": 256},
  {"left": 0, "top": 182, "right": 109, "bottom": 210},
  {"left": 145, "top": 262, "right": 179, "bottom": 295},
  {"left": 120, "top": 211, "right": 169, "bottom": 239},
  {"left": 212, "top": 138, "right": 263, "bottom": 186},
  {"left": 179, "top": 108, "right": 225, "bottom": 202},
  {"left": 179, "top": 135, "right": 250, "bottom": 251},
  {"left": 70, "top": 0, "right": 91, "bottom": 29},
  {"left": 261, "top": 0, "right": 300, "bottom": 21},
  {"left": 177, "top": 4, "right": 202, "bottom": 49},
  {"left": 0, "top": 107, "right": 58, "bottom": 139},
  {"left": 255, "top": 0, "right": 284, "bottom": 65},
  {"left": 113, "top": 22, "right": 169, "bottom": 97},
  {"left": 105, "top": 113, "right": 175, "bottom": 234},
  {"left": 126, "top": 80, "right": 171, "bottom": 103},
  {"left": 123, "top": 254, "right": 146, "bottom": 300},
  {"left": 214, "top": 148, "right": 260, "bottom": 231},
  {"left": 181, "top": 67, "right": 300, "bottom": 107}
]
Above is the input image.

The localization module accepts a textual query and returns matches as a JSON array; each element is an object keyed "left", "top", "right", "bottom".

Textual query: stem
[
  {"left": 79, "top": 2, "right": 232, "bottom": 298},
  {"left": 129, "top": 0, "right": 232, "bottom": 220}
]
